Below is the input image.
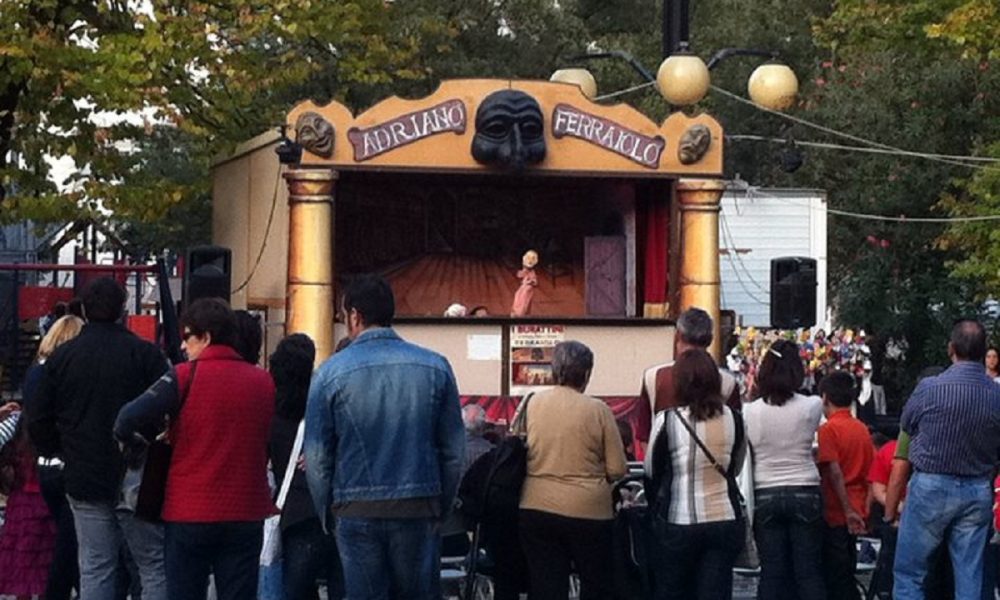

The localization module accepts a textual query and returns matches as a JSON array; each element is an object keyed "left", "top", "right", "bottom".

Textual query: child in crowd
[
  {"left": 817, "top": 370, "right": 874, "bottom": 600},
  {"left": 0, "top": 402, "right": 58, "bottom": 600},
  {"left": 867, "top": 430, "right": 900, "bottom": 597}
]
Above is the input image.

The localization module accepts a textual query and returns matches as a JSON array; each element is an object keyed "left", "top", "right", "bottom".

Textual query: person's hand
[
  {"left": 0, "top": 402, "right": 19, "bottom": 420},
  {"left": 296, "top": 454, "right": 306, "bottom": 472},
  {"left": 883, "top": 504, "right": 897, "bottom": 523},
  {"left": 846, "top": 509, "right": 866, "bottom": 535}
]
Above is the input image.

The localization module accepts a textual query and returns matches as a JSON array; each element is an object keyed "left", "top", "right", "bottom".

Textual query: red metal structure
[{"left": 0, "top": 261, "right": 181, "bottom": 394}]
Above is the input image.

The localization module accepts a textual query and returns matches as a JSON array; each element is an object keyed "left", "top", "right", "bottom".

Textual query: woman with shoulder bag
[
  {"left": 518, "top": 341, "right": 628, "bottom": 600},
  {"left": 266, "top": 334, "right": 344, "bottom": 600},
  {"left": 645, "top": 349, "right": 747, "bottom": 600},
  {"left": 115, "top": 298, "right": 276, "bottom": 600}
]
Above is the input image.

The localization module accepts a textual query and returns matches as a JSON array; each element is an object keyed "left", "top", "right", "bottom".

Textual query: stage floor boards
[{"left": 384, "top": 254, "right": 585, "bottom": 317}]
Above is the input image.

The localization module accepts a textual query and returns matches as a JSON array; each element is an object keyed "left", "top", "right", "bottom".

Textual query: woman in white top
[
  {"left": 646, "top": 349, "right": 747, "bottom": 600},
  {"left": 742, "top": 339, "right": 826, "bottom": 600}
]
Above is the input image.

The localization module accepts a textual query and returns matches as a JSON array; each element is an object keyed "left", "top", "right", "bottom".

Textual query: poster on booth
[{"left": 510, "top": 325, "right": 565, "bottom": 387}]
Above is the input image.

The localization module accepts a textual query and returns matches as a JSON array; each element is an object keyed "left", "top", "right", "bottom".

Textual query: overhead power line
[
  {"left": 711, "top": 85, "right": 997, "bottom": 171},
  {"left": 729, "top": 183, "right": 1000, "bottom": 224},
  {"left": 727, "top": 134, "right": 1000, "bottom": 166},
  {"left": 591, "top": 81, "right": 998, "bottom": 170}
]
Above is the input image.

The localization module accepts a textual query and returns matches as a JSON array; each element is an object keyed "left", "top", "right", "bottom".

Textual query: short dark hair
[
  {"left": 181, "top": 298, "right": 237, "bottom": 348},
  {"left": 68, "top": 298, "right": 84, "bottom": 319},
  {"left": 551, "top": 341, "right": 594, "bottom": 389},
  {"left": 951, "top": 319, "right": 987, "bottom": 362},
  {"left": 757, "top": 339, "right": 804, "bottom": 406},
  {"left": 81, "top": 277, "right": 126, "bottom": 322},
  {"left": 673, "top": 349, "right": 724, "bottom": 421},
  {"left": 677, "top": 308, "right": 714, "bottom": 348},
  {"left": 819, "top": 370, "right": 856, "bottom": 408},
  {"left": 270, "top": 333, "right": 316, "bottom": 421},
  {"left": 233, "top": 310, "right": 263, "bottom": 364},
  {"left": 343, "top": 275, "right": 394, "bottom": 328}
]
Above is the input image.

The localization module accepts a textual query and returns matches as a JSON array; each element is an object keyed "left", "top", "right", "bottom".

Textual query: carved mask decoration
[
  {"left": 295, "top": 112, "right": 335, "bottom": 158},
  {"left": 678, "top": 124, "right": 712, "bottom": 165},
  {"left": 472, "top": 90, "right": 546, "bottom": 170}
]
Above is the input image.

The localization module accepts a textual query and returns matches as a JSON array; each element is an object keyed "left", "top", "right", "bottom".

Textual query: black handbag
[{"left": 134, "top": 361, "right": 198, "bottom": 522}]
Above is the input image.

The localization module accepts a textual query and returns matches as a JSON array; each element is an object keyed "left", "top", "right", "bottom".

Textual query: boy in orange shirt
[{"left": 817, "top": 370, "right": 875, "bottom": 600}]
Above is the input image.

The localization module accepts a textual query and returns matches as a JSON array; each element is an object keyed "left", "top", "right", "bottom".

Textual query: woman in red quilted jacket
[{"left": 116, "top": 298, "right": 276, "bottom": 600}]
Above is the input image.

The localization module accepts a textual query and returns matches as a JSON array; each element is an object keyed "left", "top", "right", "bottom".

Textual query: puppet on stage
[{"left": 511, "top": 250, "right": 539, "bottom": 316}]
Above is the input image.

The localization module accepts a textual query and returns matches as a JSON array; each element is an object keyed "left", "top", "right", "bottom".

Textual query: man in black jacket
[{"left": 28, "top": 277, "right": 169, "bottom": 600}]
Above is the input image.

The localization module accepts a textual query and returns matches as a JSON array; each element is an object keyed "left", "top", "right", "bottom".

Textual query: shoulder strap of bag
[
  {"left": 175, "top": 360, "right": 199, "bottom": 415},
  {"left": 509, "top": 392, "right": 535, "bottom": 436},
  {"left": 276, "top": 421, "right": 305, "bottom": 511},
  {"left": 673, "top": 408, "right": 729, "bottom": 480}
]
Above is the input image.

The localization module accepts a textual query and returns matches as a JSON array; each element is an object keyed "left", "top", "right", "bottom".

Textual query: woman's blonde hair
[{"left": 37, "top": 315, "right": 85, "bottom": 360}]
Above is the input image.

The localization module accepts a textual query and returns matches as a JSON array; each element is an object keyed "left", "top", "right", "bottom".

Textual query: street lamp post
[{"left": 551, "top": 0, "right": 799, "bottom": 111}]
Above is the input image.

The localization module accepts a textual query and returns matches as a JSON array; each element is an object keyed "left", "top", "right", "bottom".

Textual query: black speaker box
[
  {"left": 183, "top": 246, "right": 232, "bottom": 307},
  {"left": 770, "top": 257, "right": 817, "bottom": 329}
]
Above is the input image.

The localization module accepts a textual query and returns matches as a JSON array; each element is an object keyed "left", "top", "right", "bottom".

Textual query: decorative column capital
[
  {"left": 284, "top": 169, "right": 338, "bottom": 200},
  {"left": 676, "top": 178, "right": 725, "bottom": 210}
]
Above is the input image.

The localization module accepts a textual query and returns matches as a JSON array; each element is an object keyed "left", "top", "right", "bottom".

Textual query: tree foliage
[{"left": 0, "top": 0, "right": 418, "bottom": 251}]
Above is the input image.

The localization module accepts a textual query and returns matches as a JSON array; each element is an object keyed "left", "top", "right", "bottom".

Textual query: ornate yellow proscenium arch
[{"left": 282, "top": 78, "right": 727, "bottom": 363}]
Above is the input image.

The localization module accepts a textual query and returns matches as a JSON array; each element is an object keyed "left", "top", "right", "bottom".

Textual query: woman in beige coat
[{"left": 518, "top": 341, "right": 628, "bottom": 599}]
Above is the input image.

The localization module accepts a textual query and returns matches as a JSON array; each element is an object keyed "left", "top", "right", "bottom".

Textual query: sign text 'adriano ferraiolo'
[
  {"left": 551, "top": 103, "right": 665, "bottom": 169},
  {"left": 348, "top": 99, "right": 467, "bottom": 162}
]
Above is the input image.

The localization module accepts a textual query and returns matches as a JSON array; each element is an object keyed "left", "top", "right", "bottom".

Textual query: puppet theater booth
[{"left": 212, "top": 79, "right": 727, "bottom": 450}]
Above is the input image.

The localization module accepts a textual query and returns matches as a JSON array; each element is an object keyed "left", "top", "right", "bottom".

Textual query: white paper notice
[{"left": 467, "top": 334, "right": 502, "bottom": 361}]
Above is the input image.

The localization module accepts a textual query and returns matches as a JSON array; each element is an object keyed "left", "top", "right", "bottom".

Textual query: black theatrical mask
[{"left": 471, "top": 90, "right": 546, "bottom": 170}]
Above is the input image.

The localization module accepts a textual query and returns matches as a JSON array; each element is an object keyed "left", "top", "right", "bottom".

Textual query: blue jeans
[
  {"left": 651, "top": 519, "right": 742, "bottom": 600},
  {"left": 67, "top": 496, "right": 167, "bottom": 600},
  {"left": 753, "top": 486, "right": 826, "bottom": 600},
  {"left": 894, "top": 472, "right": 993, "bottom": 600},
  {"left": 334, "top": 516, "right": 440, "bottom": 600},
  {"left": 164, "top": 521, "right": 263, "bottom": 600}
]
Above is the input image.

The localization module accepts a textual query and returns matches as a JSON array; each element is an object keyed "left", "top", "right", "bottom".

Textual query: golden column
[
  {"left": 284, "top": 169, "right": 338, "bottom": 364},
  {"left": 677, "top": 178, "right": 726, "bottom": 360}
]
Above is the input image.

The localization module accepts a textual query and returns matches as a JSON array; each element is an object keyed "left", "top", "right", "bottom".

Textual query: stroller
[{"left": 611, "top": 462, "right": 653, "bottom": 599}]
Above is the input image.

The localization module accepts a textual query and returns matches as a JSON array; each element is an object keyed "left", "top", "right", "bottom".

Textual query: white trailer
[{"left": 719, "top": 186, "right": 828, "bottom": 329}]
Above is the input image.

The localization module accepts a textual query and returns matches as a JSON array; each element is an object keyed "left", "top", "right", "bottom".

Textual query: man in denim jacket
[{"left": 305, "top": 274, "right": 465, "bottom": 599}]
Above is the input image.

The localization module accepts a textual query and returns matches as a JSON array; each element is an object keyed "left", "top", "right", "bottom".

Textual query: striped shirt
[
  {"left": 645, "top": 406, "right": 746, "bottom": 525},
  {"left": 0, "top": 411, "right": 20, "bottom": 448},
  {"left": 902, "top": 361, "right": 1000, "bottom": 478}
]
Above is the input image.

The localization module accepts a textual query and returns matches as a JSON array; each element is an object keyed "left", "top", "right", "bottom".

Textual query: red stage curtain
[
  {"left": 642, "top": 197, "right": 670, "bottom": 306},
  {"left": 461, "top": 395, "right": 647, "bottom": 460}
]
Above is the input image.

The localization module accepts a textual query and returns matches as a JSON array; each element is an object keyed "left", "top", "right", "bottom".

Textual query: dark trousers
[
  {"left": 754, "top": 486, "right": 826, "bottom": 600},
  {"left": 651, "top": 519, "right": 742, "bottom": 600},
  {"left": 518, "top": 509, "right": 614, "bottom": 600},
  {"left": 871, "top": 523, "right": 897, "bottom": 598},
  {"left": 823, "top": 525, "right": 860, "bottom": 600},
  {"left": 37, "top": 464, "right": 79, "bottom": 600},
  {"left": 482, "top": 509, "right": 529, "bottom": 600},
  {"left": 282, "top": 519, "right": 345, "bottom": 600},
  {"left": 164, "top": 521, "right": 263, "bottom": 600}
]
